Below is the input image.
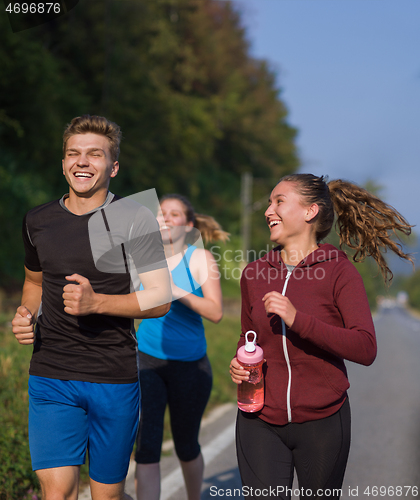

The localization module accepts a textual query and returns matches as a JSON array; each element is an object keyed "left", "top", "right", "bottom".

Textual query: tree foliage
[
  {"left": 0, "top": 0, "right": 298, "bottom": 287},
  {"left": 399, "top": 267, "right": 420, "bottom": 310}
]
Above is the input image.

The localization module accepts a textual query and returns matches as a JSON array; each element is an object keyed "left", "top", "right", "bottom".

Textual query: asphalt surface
[
  {"left": 81, "top": 303, "right": 420, "bottom": 499},
  {"left": 341, "top": 303, "right": 420, "bottom": 499}
]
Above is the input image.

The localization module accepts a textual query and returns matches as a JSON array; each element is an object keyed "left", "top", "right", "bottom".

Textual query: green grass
[
  {"left": 205, "top": 314, "right": 241, "bottom": 407},
  {"left": 0, "top": 316, "right": 40, "bottom": 500},
  {"left": 0, "top": 309, "right": 241, "bottom": 498}
]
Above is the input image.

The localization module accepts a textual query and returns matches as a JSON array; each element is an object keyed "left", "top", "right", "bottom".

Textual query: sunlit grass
[
  {"left": 0, "top": 307, "right": 241, "bottom": 495},
  {"left": 0, "top": 314, "right": 39, "bottom": 499},
  {"left": 205, "top": 314, "right": 240, "bottom": 408}
]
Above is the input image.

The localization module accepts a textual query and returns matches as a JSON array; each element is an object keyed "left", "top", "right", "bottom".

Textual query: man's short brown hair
[{"left": 63, "top": 115, "right": 122, "bottom": 162}]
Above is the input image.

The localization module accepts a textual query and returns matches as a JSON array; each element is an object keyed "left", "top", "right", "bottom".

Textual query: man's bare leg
[
  {"left": 90, "top": 477, "right": 134, "bottom": 500},
  {"left": 36, "top": 465, "right": 80, "bottom": 500}
]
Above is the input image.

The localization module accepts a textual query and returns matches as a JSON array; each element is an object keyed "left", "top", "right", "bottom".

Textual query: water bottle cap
[
  {"left": 237, "top": 331, "right": 263, "bottom": 364},
  {"left": 244, "top": 330, "right": 257, "bottom": 352}
]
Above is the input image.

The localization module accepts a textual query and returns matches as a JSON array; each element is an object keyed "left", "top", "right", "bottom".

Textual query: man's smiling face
[{"left": 62, "top": 133, "right": 119, "bottom": 198}]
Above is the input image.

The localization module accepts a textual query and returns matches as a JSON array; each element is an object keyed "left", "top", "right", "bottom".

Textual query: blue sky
[{"left": 234, "top": 0, "right": 420, "bottom": 242}]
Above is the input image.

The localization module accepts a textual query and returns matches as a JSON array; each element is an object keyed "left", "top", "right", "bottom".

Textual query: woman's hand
[
  {"left": 175, "top": 248, "right": 223, "bottom": 323},
  {"left": 262, "top": 291, "right": 297, "bottom": 327},
  {"left": 229, "top": 357, "right": 249, "bottom": 385}
]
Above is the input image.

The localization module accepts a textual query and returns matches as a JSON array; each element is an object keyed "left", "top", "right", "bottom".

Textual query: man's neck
[{"left": 64, "top": 190, "right": 110, "bottom": 215}]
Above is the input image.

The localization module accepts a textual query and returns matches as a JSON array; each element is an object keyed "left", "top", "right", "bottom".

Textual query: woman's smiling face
[
  {"left": 265, "top": 181, "right": 312, "bottom": 246},
  {"left": 157, "top": 198, "right": 193, "bottom": 245}
]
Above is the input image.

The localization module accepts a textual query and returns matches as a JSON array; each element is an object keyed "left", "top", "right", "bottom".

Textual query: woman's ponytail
[
  {"left": 160, "top": 193, "right": 230, "bottom": 244},
  {"left": 327, "top": 179, "right": 413, "bottom": 282},
  {"left": 278, "top": 173, "right": 414, "bottom": 283},
  {"left": 194, "top": 214, "right": 230, "bottom": 244}
]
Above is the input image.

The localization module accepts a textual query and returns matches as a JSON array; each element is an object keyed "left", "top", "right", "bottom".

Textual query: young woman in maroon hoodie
[{"left": 229, "top": 174, "right": 413, "bottom": 499}]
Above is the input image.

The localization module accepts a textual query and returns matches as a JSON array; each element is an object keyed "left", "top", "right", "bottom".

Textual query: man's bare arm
[
  {"left": 11, "top": 267, "right": 42, "bottom": 345},
  {"left": 63, "top": 267, "right": 172, "bottom": 319}
]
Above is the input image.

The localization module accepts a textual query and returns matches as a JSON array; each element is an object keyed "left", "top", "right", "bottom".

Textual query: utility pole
[
  {"left": 241, "top": 172, "right": 252, "bottom": 266},
  {"left": 241, "top": 173, "right": 272, "bottom": 267}
]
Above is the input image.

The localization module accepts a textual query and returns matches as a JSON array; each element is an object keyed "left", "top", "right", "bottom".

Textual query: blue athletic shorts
[{"left": 28, "top": 375, "right": 140, "bottom": 484}]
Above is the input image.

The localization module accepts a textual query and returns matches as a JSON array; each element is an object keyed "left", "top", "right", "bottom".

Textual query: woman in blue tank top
[{"left": 134, "top": 194, "right": 229, "bottom": 500}]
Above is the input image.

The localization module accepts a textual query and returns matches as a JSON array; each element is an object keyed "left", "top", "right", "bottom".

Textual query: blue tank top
[{"left": 136, "top": 245, "right": 206, "bottom": 361}]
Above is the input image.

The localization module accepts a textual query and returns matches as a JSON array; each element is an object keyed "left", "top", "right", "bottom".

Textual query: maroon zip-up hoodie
[{"left": 238, "top": 243, "right": 377, "bottom": 425}]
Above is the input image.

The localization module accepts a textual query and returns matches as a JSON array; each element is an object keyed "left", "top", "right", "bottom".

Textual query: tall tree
[
  {"left": 0, "top": 12, "right": 88, "bottom": 286},
  {"left": 0, "top": 0, "right": 299, "bottom": 286},
  {"left": 39, "top": 0, "right": 298, "bottom": 221}
]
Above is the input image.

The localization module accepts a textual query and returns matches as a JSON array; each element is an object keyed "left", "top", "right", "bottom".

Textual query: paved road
[
  {"left": 81, "top": 304, "right": 420, "bottom": 499},
  {"left": 122, "top": 403, "right": 242, "bottom": 500},
  {"left": 341, "top": 304, "right": 420, "bottom": 499}
]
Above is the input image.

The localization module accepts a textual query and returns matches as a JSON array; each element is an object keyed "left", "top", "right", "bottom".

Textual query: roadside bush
[
  {"left": 0, "top": 309, "right": 241, "bottom": 498},
  {"left": 205, "top": 315, "right": 240, "bottom": 407},
  {"left": 0, "top": 317, "right": 40, "bottom": 500}
]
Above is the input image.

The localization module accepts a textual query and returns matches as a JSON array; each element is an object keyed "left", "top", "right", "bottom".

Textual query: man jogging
[{"left": 12, "top": 114, "right": 171, "bottom": 500}]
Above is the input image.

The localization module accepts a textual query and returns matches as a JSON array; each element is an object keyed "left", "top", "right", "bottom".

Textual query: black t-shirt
[{"left": 23, "top": 193, "right": 166, "bottom": 384}]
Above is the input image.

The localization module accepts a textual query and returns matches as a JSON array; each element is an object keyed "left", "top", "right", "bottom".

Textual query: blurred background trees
[
  {"left": 0, "top": 0, "right": 415, "bottom": 308},
  {"left": 0, "top": 0, "right": 298, "bottom": 289}
]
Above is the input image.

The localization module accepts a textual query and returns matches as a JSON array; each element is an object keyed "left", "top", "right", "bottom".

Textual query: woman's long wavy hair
[
  {"left": 278, "top": 173, "right": 414, "bottom": 283},
  {"left": 160, "top": 194, "right": 230, "bottom": 245}
]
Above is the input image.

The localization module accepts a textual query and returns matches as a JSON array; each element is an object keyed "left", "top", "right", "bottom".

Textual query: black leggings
[
  {"left": 236, "top": 398, "right": 351, "bottom": 499},
  {"left": 135, "top": 350, "right": 212, "bottom": 463}
]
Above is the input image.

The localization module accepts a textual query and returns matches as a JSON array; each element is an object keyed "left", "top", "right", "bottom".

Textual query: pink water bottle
[{"left": 237, "top": 330, "right": 264, "bottom": 412}]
